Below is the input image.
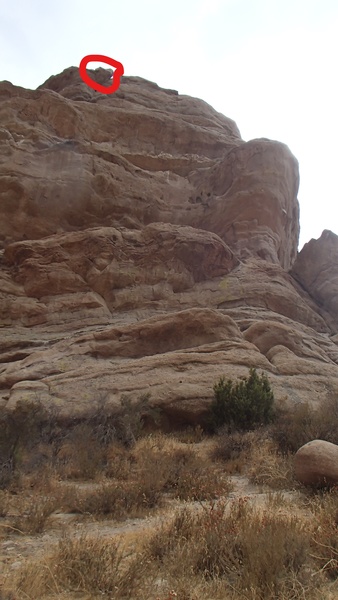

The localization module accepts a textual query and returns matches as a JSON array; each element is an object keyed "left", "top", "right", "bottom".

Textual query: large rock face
[
  {"left": 0, "top": 68, "right": 298, "bottom": 269},
  {"left": 291, "top": 230, "right": 338, "bottom": 325},
  {"left": 1, "top": 66, "right": 338, "bottom": 424}
]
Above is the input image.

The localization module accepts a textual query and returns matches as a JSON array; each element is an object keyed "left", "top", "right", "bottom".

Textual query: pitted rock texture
[{"left": 1, "top": 67, "right": 338, "bottom": 424}]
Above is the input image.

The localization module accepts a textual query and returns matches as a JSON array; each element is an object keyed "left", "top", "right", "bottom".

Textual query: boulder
[{"left": 294, "top": 440, "right": 338, "bottom": 486}]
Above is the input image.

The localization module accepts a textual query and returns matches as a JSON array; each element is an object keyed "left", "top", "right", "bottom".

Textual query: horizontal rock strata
[{"left": 0, "top": 68, "right": 338, "bottom": 424}]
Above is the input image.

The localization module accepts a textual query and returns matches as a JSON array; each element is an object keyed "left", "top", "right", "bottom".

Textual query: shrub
[
  {"left": 248, "top": 439, "right": 296, "bottom": 490},
  {"left": 146, "top": 506, "right": 198, "bottom": 562},
  {"left": 145, "top": 498, "right": 312, "bottom": 598},
  {"left": 88, "top": 392, "right": 161, "bottom": 448},
  {"left": 65, "top": 477, "right": 164, "bottom": 519},
  {"left": 105, "top": 443, "right": 132, "bottom": 480},
  {"left": 147, "top": 498, "right": 310, "bottom": 600},
  {"left": 134, "top": 439, "right": 231, "bottom": 502},
  {"left": 0, "top": 400, "right": 48, "bottom": 488},
  {"left": 11, "top": 494, "right": 58, "bottom": 534},
  {"left": 170, "top": 425, "right": 205, "bottom": 444},
  {"left": 16, "top": 534, "right": 146, "bottom": 598},
  {"left": 209, "top": 368, "right": 275, "bottom": 432},
  {"left": 310, "top": 488, "right": 338, "bottom": 579},
  {"left": 0, "top": 490, "right": 9, "bottom": 517},
  {"left": 59, "top": 423, "right": 105, "bottom": 480},
  {"left": 210, "top": 430, "right": 255, "bottom": 466}
]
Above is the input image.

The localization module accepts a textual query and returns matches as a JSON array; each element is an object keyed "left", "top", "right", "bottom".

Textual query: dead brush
[
  {"left": 55, "top": 534, "right": 144, "bottom": 595},
  {"left": 145, "top": 497, "right": 313, "bottom": 599},
  {"left": 64, "top": 478, "right": 163, "bottom": 519},
  {"left": 7, "top": 493, "right": 330, "bottom": 600},
  {"left": 271, "top": 397, "right": 338, "bottom": 455},
  {"left": 20, "top": 463, "right": 60, "bottom": 493},
  {"left": 146, "top": 506, "right": 198, "bottom": 563},
  {"left": 248, "top": 438, "right": 296, "bottom": 490},
  {"left": 210, "top": 429, "right": 256, "bottom": 474},
  {"left": 161, "top": 446, "right": 206, "bottom": 499},
  {"left": 11, "top": 493, "right": 58, "bottom": 534},
  {"left": 105, "top": 442, "right": 132, "bottom": 480},
  {"left": 134, "top": 440, "right": 231, "bottom": 502},
  {"left": 15, "top": 533, "right": 147, "bottom": 598},
  {"left": 0, "top": 490, "right": 9, "bottom": 517},
  {"left": 55, "top": 423, "right": 106, "bottom": 480},
  {"left": 170, "top": 425, "right": 205, "bottom": 444},
  {"left": 309, "top": 488, "right": 338, "bottom": 579},
  {"left": 170, "top": 463, "right": 231, "bottom": 501}
]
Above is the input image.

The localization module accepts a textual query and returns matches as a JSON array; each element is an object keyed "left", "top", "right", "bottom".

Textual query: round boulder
[{"left": 294, "top": 439, "right": 338, "bottom": 487}]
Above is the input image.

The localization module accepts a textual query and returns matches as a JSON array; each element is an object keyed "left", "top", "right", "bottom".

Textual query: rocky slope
[{"left": 1, "top": 66, "right": 338, "bottom": 424}]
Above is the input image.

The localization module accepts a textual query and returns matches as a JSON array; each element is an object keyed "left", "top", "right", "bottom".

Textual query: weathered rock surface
[
  {"left": 1, "top": 67, "right": 338, "bottom": 424},
  {"left": 291, "top": 230, "right": 338, "bottom": 324},
  {"left": 294, "top": 440, "right": 338, "bottom": 486},
  {"left": 0, "top": 68, "right": 298, "bottom": 269}
]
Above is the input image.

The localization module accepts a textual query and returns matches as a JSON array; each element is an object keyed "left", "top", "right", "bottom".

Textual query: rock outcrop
[
  {"left": 294, "top": 440, "right": 338, "bottom": 487},
  {"left": 291, "top": 230, "right": 338, "bottom": 324},
  {"left": 1, "top": 67, "right": 338, "bottom": 424}
]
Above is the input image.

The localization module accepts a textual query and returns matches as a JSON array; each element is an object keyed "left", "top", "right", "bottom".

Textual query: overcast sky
[{"left": 1, "top": 0, "right": 338, "bottom": 249}]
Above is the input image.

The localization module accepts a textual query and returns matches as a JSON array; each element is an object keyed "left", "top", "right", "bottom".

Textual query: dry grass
[
  {"left": 169, "top": 425, "right": 205, "bottom": 444},
  {"left": 11, "top": 494, "right": 58, "bottom": 534},
  {"left": 55, "top": 423, "right": 107, "bottom": 480},
  {"left": 210, "top": 429, "right": 256, "bottom": 474},
  {"left": 2, "top": 424, "right": 338, "bottom": 600},
  {"left": 145, "top": 498, "right": 313, "bottom": 597},
  {"left": 133, "top": 435, "right": 231, "bottom": 501},
  {"left": 309, "top": 488, "right": 338, "bottom": 580},
  {"left": 63, "top": 478, "right": 163, "bottom": 519},
  {"left": 271, "top": 397, "right": 338, "bottom": 455},
  {"left": 0, "top": 490, "right": 9, "bottom": 517},
  {"left": 105, "top": 443, "right": 133, "bottom": 480},
  {"left": 55, "top": 535, "right": 145, "bottom": 597},
  {"left": 248, "top": 438, "right": 296, "bottom": 490},
  {"left": 4, "top": 434, "right": 231, "bottom": 534},
  {"left": 210, "top": 428, "right": 297, "bottom": 490},
  {"left": 13, "top": 534, "right": 146, "bottom": 599},
  {"left": 10, "top": 495, "right": 333, "bottom": 600}
]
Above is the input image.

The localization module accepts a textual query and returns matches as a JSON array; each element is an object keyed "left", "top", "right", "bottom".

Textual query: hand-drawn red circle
[{"left": 79, "top": 54, "right": 124, "bottom": 94}]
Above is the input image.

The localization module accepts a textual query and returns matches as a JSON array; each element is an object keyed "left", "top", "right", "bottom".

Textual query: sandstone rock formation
[
  {"left": 291, "top": 229, "right": 338, "bottom": 325},
  {"left": 1, "top": 66, "right": 338, "bottom": 424},
  {"left": 294, "top": 440, "right": 338, "bottom": 487}
]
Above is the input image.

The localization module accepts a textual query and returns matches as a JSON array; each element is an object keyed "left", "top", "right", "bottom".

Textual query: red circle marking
[{"left": 79, "top": 54, "right": 124, "bottom": 94}]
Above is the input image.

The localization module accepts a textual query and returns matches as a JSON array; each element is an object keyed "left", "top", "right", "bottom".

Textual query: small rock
[{"left": 3, "top": 546, "right": 16, "bottom": 553}]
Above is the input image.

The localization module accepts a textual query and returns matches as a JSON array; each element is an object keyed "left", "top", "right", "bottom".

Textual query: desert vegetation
[
  {"left": 0, "top": 371, "right": 338, "bottom": 599},
  {"left": 209, "top": 368, "right": 275, "bottom": 432}
]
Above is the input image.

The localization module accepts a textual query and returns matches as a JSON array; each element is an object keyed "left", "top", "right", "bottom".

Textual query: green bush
[{"left": 209, "top": 368, "right": 275, "bottom": 432}]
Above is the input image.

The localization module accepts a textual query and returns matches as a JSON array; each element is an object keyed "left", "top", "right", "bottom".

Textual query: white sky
[{"left": 1, "top": 0, "right": 337, "bottom": 250}]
